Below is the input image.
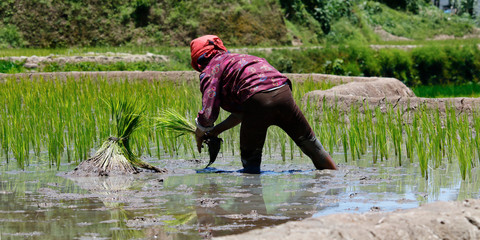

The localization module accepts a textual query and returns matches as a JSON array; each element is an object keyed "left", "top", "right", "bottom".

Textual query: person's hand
[
  {"left": 205, "top": 127, "right": 219, "bottom": 138},
  {"left": 195, "top": 127, "right": 207, "bottom": 153}
]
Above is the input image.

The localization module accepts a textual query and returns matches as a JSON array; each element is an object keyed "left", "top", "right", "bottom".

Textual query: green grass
[
  {"left": 0, "top": 46, "right": 189, "bottom": 57},
  {"left": 412, "top": 83, "right": 480, "bottom": 98},
  {"left": 0, "top": 60, "right": 25, "bottom": 73},
  {"left": 362, "top": 2, "right": 475, "bottom": 41}
]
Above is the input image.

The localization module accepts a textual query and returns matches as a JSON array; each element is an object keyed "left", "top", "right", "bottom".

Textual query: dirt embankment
[
  {"left": 304, "top": 77, "right": 480, "bottom": 114},
  {"left": 0, "top": 71, "right": 391, "bottom": 85},
  {"left": 216, "top": 199, "right": 480, "bottom": 240},
  {"left": 0, "top": 53, "right": 168, "bottom": 69}
]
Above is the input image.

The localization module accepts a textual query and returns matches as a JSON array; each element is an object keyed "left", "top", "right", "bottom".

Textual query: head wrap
[{"left": 190, "top": 35, "right": 228, "bottom": 72}]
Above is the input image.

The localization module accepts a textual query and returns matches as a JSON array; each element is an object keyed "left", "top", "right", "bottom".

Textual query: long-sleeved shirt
[{"left": 197, "top": 53, "right": 291, "bottom": 128}]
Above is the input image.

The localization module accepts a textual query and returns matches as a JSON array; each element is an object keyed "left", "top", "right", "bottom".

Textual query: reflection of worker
[{"left": 190, "top": 35, "right": 337, "bottom": 173}]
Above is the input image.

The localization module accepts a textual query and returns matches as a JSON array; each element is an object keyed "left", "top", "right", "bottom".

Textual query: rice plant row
[{"left": 0, "top": 75, "right": 479, "bottom": 180}]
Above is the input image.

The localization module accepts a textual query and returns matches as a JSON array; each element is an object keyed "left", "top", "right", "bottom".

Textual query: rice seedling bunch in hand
[
  {"left": 156, "top": 109, "right": 196, "bottom": 137},
  {"left": 72, "top": 99, "right": 164, "bottom": 176},
  {"left": 156, "top": 109, "right": 222, "bottom": 168}
]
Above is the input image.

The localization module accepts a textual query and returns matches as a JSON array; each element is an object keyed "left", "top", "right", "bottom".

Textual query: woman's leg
[
  {"left": 240, "top": 97, "right": 271, "bottom": 174},
  {"left": 270, "top": 86, "right": 337, "bottom": 170},
  {"left": 239, "top": 123, "right": 268, "bottom": 174}
]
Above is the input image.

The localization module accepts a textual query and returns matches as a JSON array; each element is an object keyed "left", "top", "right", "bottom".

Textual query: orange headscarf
[{"left": 190, "top": 35, "right": 228, "bottom": 72}]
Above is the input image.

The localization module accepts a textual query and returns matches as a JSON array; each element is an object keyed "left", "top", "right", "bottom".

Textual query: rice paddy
[{"left": 0, "top": 75, "right": 479, "bottom": 181}]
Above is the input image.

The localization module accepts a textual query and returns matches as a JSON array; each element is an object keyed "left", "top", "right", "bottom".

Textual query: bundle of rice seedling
[
  {"left": 156, "top": 109, "right": 222, "bottom": 168},
  {"left": 72, "top": 99, "right": 164, "bottom": 176}
]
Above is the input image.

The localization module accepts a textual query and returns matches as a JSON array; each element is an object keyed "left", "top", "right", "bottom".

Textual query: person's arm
[
  {"left": 196, "top": 113, "right": 242, "bottom": 153},
  {"left": 195, "top": 73, "right": 222, "bottom": 152},
  {"left": 208, "top": 113, "right": 242, "bottom": 137}
]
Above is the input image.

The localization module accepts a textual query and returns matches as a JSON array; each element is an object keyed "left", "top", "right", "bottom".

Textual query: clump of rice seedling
[{"left": 71, "top": 99, "right": 164, "bottom": 176}]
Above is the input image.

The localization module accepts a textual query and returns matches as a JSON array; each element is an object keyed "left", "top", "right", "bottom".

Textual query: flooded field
[
  {"left": 1, "top": 73, "right": 480, "bottom": 239},
  {"left": 1, "top": 151, "right": 479, "bottom": 239}
]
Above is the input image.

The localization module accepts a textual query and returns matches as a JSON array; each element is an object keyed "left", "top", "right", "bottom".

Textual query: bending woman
[{"left": 191, "top": 35, "right": 337, "bottom": 173}]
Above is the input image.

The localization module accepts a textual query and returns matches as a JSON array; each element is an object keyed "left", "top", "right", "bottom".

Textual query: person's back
[{"left": 197, "top": 52, "right": 290, "bottom": 127}]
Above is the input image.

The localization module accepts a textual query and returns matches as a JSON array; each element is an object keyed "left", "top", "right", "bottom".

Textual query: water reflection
[{"left": 157, "top": 170, "right": 340, "bottom": 238}]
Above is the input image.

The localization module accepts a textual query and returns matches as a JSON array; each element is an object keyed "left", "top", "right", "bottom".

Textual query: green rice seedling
[
  {"left": 279, "top": 130, "right": 287, "bottom": 162},
  {"left": 456, "top": 113, "right": 474, "bottom": 180},
  {"left": 444, "top": 103, "right": 457, "bottom": 164},
  {"left": 395, "top": 107, "right": 404, "bottom": 165},
  {"left": 432, "top": 107, "right": 444, "bottom": 169},
  {"left": 417, "top": 132, "right": 430, "bottom": 180},
  {"left": 473, "top": 109, "right": 480, "bottom": 167},
  {"left": 342, "top": 126, "right": 348, "bottom": 163},
  {"left": 1, "top": 115, "right": 10, "bottom": 163},
  {"left": 156, "top": 108, "right": 224, "bottom": 166},
  {"left": 404, "top": 107, "right": 416, "bottom": 162},
  {"left": 374, "top": 107, "right": 388, "bottom": 161},
  {"left": 349, "top": 105, "right": 362, "bottom": 160},
  {"left": 454, "top": 135, "right": 470, "bottom": 181}
]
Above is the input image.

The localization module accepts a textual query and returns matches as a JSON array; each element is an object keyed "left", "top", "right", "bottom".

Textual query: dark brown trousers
[{"left": 240, "top": 85, "right": 320, "bottom": 173}]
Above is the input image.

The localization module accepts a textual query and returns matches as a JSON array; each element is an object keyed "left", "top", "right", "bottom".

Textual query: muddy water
[{"left": 1, "top": 152, "right": 480, "bottom": 239}]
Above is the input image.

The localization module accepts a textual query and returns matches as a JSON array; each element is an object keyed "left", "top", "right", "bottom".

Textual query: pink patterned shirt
[{"left": 197, "top": 53, "right": 291, "bottom": 127}]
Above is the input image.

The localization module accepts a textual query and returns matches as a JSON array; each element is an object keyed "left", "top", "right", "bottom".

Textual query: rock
[
  {"left": 28, "top": 55, "right": 40, "bottom": 63},
  {"left": 24, "top": 63, "right": 39, "bottom": 69}
]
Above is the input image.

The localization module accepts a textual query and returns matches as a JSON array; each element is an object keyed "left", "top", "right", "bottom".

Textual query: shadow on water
[{"left": 196, "top": 167, "right": 310, "bottom": 174}]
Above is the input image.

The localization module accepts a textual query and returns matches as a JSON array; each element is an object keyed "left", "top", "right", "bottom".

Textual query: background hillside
[{"left": 0, "top": 0, "right": 479, "bottom": 48}]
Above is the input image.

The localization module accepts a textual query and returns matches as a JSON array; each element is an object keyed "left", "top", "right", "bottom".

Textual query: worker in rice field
[{"left": 191, "top": 35, "right": 337, "bottom": 173}]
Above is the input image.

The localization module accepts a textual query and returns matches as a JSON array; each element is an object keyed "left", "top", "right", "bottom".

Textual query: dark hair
[{"left": 197, "top": 53, "right": 210, "bottom": 67}]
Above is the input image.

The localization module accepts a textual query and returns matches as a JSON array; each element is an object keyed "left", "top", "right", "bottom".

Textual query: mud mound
[
  {"left": 305, "top": 78, "right": 480, "bottom": 113},
  {"left": 314, "top": 78, "right": 415, "bottom": 98},
  {"left": 217, "top": 199, "right": 480, "bottom": 240}
]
